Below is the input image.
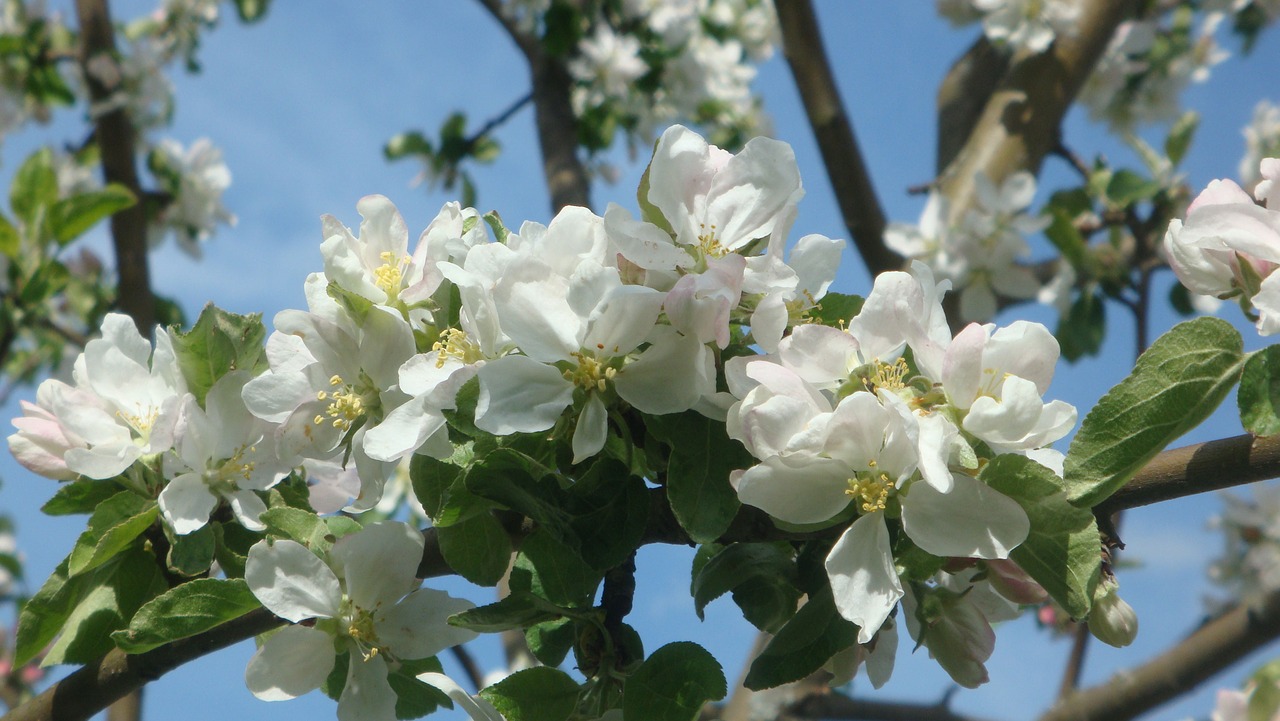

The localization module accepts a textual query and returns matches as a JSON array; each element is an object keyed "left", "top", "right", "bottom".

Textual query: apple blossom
[
  {"left": 146, "top": 137, "right": 235, "bottom": 256},
  {"left": 245, "top": 521, "right": 477, "bottom": 721}
]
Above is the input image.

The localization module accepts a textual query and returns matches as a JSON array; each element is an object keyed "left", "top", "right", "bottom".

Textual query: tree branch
[
  {"left": 476, "top": 0, "right": 591, "bottom": 213},
  {"left": 776, "top": 0, "right": 901, "bottom": 279},
  {"left": 937, "top": 0, "right": 1135, "bottom": 222},
  {"left": 790, "top": 690, "right": 997, "bottom": 721},
  {"left": 1039, "top": 587, "right": 1280, "bottom": 721},
  {"left": 75, "top": 0, "right": 153, "bottom": 335}
]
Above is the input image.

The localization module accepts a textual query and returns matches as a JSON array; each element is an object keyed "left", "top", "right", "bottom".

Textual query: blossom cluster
[
  {"left": 936, "top": 0, "right": 1079, "bottom": 54},
  {"left": 885, "top": 171, "right": 1052, "bottom": 323},
  {"left": 9, "top": 123, "right": 1081, "bottom": 696},
  {"left": 556, "top": 0, "right": 778, "bottom": 148},
  {"left": 1164, "top": 157, "right": 1280, "bottom": 335},
  {"left": 1208, "top": 485, "right": 1280, "bottom": 609}
]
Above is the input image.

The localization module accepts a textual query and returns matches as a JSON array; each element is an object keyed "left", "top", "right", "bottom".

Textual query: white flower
[
  {"left": 972, "top": 0, "right": 1078, "bottom": 54},
  {"left": 148, "top": 137, "right": 236, "bottom": 257},
  {"left": 245, "top": 521, "right": 477, "bottom": 721},
  {"left": 569, "top": 24, "right": 648, "bottom": 112},
  {"left": 320, "top": 195, "right": 443, "bottom": 308},
  {"left": 416, "top": 673, "right": 506, "bottom": 721},
  {"left": 1241, "top": 101, "right": 1280, "bottom": 194},
  {"left": 159, "top": 371, "right": 289, "bottom": 535}
]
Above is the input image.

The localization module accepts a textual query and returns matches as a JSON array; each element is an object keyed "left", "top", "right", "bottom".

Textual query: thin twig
[{"left": 449, "top": 645, "right": 486, "bottom": 694}]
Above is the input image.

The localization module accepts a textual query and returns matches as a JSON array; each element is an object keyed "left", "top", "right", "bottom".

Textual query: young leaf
[
  {"left": 981, "top": 455, "right": 1100, "bottom": 618},
  {"left": 48, "top": 184, "right": 136, "bottom": 245},
  {"left": 43, "top": 547, "right": 168, "bottom": 665},
  {"left": 690, "top": 543, "right": 798, "bottom": 623},
  {"left": 567, "top": 459, "right": 649, "bottom": 572},
  {"left": 409, "top": 449, "right": 490, "bottom": 527},
  {"left": 646, "top": 412, "right": 747, "bottom": 544},
  {"left": 111, "top": 578, "right": 261, "bottom": 653},
  {"left": 623, "top": 642, "right": 727, "bottom": 721},
  {"left": 11, "top": 147, "right": 57, "bottom": 226},
  {"left": 743, "top": 587, "right": 858, "bottom": 690},
  {"left": 41, "top": 479, "right": 123, "bottom": 516},
  {"left": 808, "top": 292, "right": 864, "bottom": 328},
  {"left": 525, "top": 617, "right": 576, "bottom": 667},
  {"left": 170, "top": 304, "right": 268, "bottom": 405},
  {"left": 386, "top": 657, "right": 450, "bottom": 720},
  {"left": 437, "top": 512, "right": 512, "bottom": 587},
  {"left": 67, "top": 493, "right": 157, "bottom": 577},
  {"left": 447, "top": 591, "right": 564, "bottom": 633},
  {"left": 1065, "top": 317, "right": 1244, "bottom": 507},
  {"left": 1239, "top": 346, "right": 1280, "bottom": 437},
  {"left": 166, "top": 522, "right": 217, "bottom": 576},
  {"left": 514, "top": 530, "right": 602, "bottom": 608},
  {"left": 479, "top": 667, "right": 580, "bottom": 721}
]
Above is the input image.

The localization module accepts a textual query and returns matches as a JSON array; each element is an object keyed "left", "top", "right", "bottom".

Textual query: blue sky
[{"left": 3, "top": 2, "right": 1280, "bottom": 720}]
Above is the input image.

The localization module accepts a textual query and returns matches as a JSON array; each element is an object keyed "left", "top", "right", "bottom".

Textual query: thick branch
[
  {"left": 1040, "top": 587, "right": 1280, "bottom": 721},
  {"left": 937, "top": 0, "right": 1134, "bottom": 222},
  {"left": 476, "top": 0, "right": 591, "bottom": 213},
  {"left": 75, "top": 0, "right": 153, "bottom": 334},
  {"left": 776, "top": 0, "right": 901, "bottom": 278}
]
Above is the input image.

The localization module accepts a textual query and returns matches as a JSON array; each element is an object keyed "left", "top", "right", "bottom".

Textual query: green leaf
[
  {"left": 409, "top": 449, "right": 490, "bottom": 527},
  {"left": 525, "top": 617, "right": 576, "bottom": 666},
  {"left": 43, "top": 547, "right": 168, "bottom": 665},
  {"left": 232, "top": 0, "right": 271, "bottom": 22},
  {"left": 386, "top": 657, "right": 450, "bottom": 720},
  {"left": 1065, "top": 317, "right": 1244, "bottom": 507},
  {"left": 1044, "top": 209, "right": 1089, "bottom": 271},
  {"left": 514, "top": 530, "right": 601, "bottom": 608},
  {"left": 465, "top": 449, "right": 574, "bottom": 540},
  {"left": 447, "top": 591, "right": 564, "bottom": 633},
  {"left": 68, "top": 492, "right": 157, "bottom": 577},
  {"left": 623, "top": 642, "right": 726, "bottom": 721},
  {"left": 41, "top": 479, "right": 123, "bottom": 515},
  {"left": 437, "top": 512, "right": 512, "bottom": 586},
  {"left": 1105, "top": 169, "right": 1161, "bottom": 207},
  {"left": 646, "top": 412, "right": 747, "bottom": 544},
  {"left": 743, "top": 587, "right": 858, "bottom": 690},
  {"left": 1240, "top": 347, "right": 1280, "bottom": 437},
  {"left": 111, "top": 578, "right": 260, "bottom": 653},
  {"left": 260, "top": 507, "right": 355, "bottom": 555},
  {"left": 809, "top": 292, "right": 864, "bottom": 328},
  {"left": 480, "top": 667, "right": 580, "bottom": 721},
  {"left": 1164, "top": 111, "right": 1199, "bottom": 167},
  {"left": 20, "top": 259, "right": 70, "bottom": 304},
  {"left": 567, "top": 459, "right": 648, "bottom": 572},
  {"left": 1250, "top": 658, "right": 1280, "bottom": 721},
  {"left": 691, "top": 543, "right": 798, "bottom": 623},
  {"left": 981, "top": 455, "right": 1100, "bottom": 618},
  {"left": 384, "top": 130, "right": 433, "bottom": 160},
  {"left": 325, "top": 280, "right": 374, "bottom": 324},
  {"left": 11, "top": 147, "right": 57, "bottom": 226},
  {"left": 48, "top": 184, "right": 135, "bottom": 245},
  {"left": 166, "top": 522, "right": 217, "bottom": 576},
  {"left": 170, "top": 304, "right": 268, "bottom": 405},
  {"left": 0, "top": 214, "right": 19, "bottom": 258},
  {"left": 16, "top": 558, "right": 80, "bottom": 665},
  {"left": 1057, "top": 291, "right": 1105, "bottom": 362}
]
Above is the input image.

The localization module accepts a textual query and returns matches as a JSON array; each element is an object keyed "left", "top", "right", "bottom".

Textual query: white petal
[
  {"left": 735, "top": 456, "right": 851, "bottom": 524},
  {"left": 226, "top": 489, "right": 268, "bottom": 532},
  {"left": 245, "top": 540, "right": 343, "bottom": 622},
  {"left": 901, "top": 473, "right": 1029, "bottom": 559},
  {"left": 331, "top": 521, "right": 423, "bottom": 610},
  {"left": 826, "top": 515, "right": 903, "bottom": 644},
  {"left": 245, "top": 625, "right": 335, "bottom": 701},
  {"left": 378, "top": 588, "right": 478, "bottom": 660},
  {"left": 615, "top": 330, "right": 711, "bottom": 414},
  {"left": 158, "top": 473, "right": 218, "bottom": 536},
  {"left": 572, "top": 393, "right": 609, "bottom": 464},
  {"left": 475, "top": 356, "right": 573, "bottom": 435},
  {"left": 338, "top": 651, "right": 397, "bottom": 721},
  {"left": 416, "top": 673, "right": 506, "bottom": 721}
]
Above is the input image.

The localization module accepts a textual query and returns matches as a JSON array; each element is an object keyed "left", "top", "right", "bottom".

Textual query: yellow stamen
[
  {"left": 314, "top": 375, "right": 366, "bottom": 431},
  {"left": 861, "top": 357, "right": 909, "bottom": 393},
  {"left": 564, "top": 352, "right": 617, "bottom": 392},
  {"left": 373, "top": 251, "right": 412, "bottom": 295},
  {"left": 431, "top": 328, "right": 483, "bottom": 369},
  {"left": 697, "top": 223, "right": 728, "bottom": 258},
  {"left": 846, "top": 470, "right": 892, "bottom": 513}
]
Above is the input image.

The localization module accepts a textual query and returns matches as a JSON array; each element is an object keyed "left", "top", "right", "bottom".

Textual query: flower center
[
  {"left": 860, "top": 357, "right": 909, "bottom": 394},
  {"left": 565, "top": 351, "right": 617, "bottom": 393},
  {"left": 206, "top": 444, "right": 257, "bottom": 490},
  {"left": 343, "top": 605, "right": 386, "bottom": 662},
  {"left": 116, "top": 403, "right": 159, "bottom": 437},
  {"left": 846, "top": 461, "right": 893, "bottom": 514},
  {"left": 697, "top": 223, "right": 728, "bottom": 258},
  {"left": 314, "top": 374, "right": 368, "bottom": 431},
  {"left": 373, "top": 251, "right": 412, "bottom": 296},
  {"left": 432, "top": 327, "right": 483, "bottom": 368}
]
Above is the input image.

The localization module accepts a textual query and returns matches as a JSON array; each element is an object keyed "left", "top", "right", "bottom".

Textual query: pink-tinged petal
[
  {"left": 572, "top": 393, "right": 610, "bottom": 464},
  {"left": 378, "top": 588, "right": 477, "bottom": 660},
  {"left": 245, "top": 625, "right": 335, "bottom": 701},
  {"left": 337, "top": 651, "right": 396, "bottom": 721},
  {"left": 1163, "top": 219, "right": 1236, "bottom": 297},
  {"left": 1183, "top": 203, "right": 1280, "bottom": 264},
  {"left": 245, "top": 540, "right": 342, "bottom": 622},
  {"left": 647, "top": 125, "right": 717, "bottom": 240},
  {"left": 159, "top": 473, "right": 218, "bottom": 535},
  {"left": 901, "top": 473, "right": 1028, "bottom": 559},
  {"left": 826, "top": 516, "right": 903, "bottom": 644},
  {"left": 331, "top": 521, "right": 422, "bottom": 610},
  {"left": 735, "top": 455, "right": 850, "bottom": 524},
  {"left": 1187, "top": 177, "right": 1254, "bottom": 212},
  {"left": 475, "top": 356, "right": 573, "bottom": 435}
]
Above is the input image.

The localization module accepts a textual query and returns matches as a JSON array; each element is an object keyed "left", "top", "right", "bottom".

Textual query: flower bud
[
  {"left": 984, "top": 559, "right": 1049, "bottom": 605},
  {"left": 1089, "top": 587, "right": 1138, "bottom": 648},
  {"left": 917, "top": 588, "right": 994, "bottom": 689}
]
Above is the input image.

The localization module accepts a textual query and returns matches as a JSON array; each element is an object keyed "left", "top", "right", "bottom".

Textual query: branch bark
[
  {"left": 75, "top": 0, "right": 153, "bottom": 334},
  {"left": 790, "top": 690, "right": 996, "bottom": 721},
  {"left": 776, "top": 0, "right": 901, "bottom": 279},
  {"left": 1040, "top": 588, "right": 1280, "bottom": 721},
  {"left": 936, "top": 0, "right": 1134, "bottom": 222},
  {"left": 476, "top": 0, "right": 591, "bottom": 214}
]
